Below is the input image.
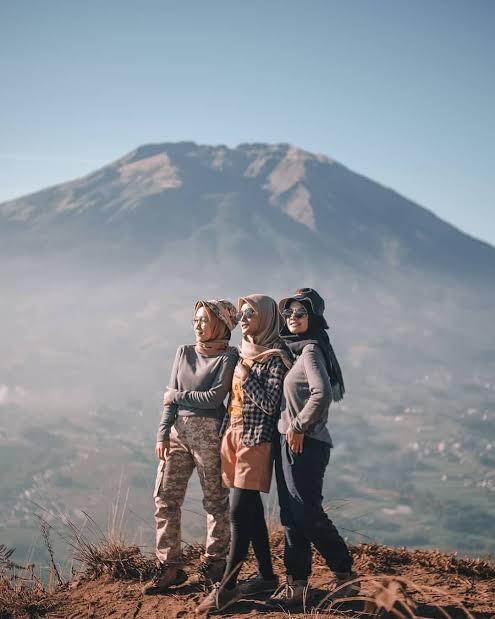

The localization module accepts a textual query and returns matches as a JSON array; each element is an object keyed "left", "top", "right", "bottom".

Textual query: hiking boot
[
  {"left": 195, "top": 558, "right": 226, "bottom": 587},
  {"left": 238, "top": 572, "right": 279, "bottom": 596},
  {"left": 328, "top": 572, "right": 360, "bottom": 602},
  {"left": 142, "top": 563, "right": 188, "bottom": 595},
  {"left": 195, "top": 582, "right": 241, "bottom": 615},
  {"left": 265, "top": 575, "right": 308, "bottom": 610}
]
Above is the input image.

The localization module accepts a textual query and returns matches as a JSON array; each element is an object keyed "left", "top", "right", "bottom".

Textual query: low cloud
[{"left": 0, "top": 384, "right": 28, "bottom": 406}]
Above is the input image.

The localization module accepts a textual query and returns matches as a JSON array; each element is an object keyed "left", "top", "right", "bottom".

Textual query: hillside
[
  {"left": 2, "top": 529, "right": 494, "bottom": 618},
  {"left": 1, "top": 142, "right": 494, "bottom": 564}
]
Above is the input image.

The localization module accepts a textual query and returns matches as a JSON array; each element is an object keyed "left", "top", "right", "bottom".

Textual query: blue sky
[{"left": 1, "top": 1, "right": 494, "bottom": 245}]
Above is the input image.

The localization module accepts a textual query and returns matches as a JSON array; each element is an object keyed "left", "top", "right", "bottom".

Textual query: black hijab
[{"left": 280, "top": 300, "right": 345, "bottom": 401}]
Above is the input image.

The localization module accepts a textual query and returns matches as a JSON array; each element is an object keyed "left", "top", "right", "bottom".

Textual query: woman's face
[
  {"left": 239, "top": 302, "right": 260, "bottom": 338},
  {"left": 193, "top": 306, "right": 213, "bottom": 342},
  {"left": 286, "top": 300, "right": 309, "bottom": 335}
]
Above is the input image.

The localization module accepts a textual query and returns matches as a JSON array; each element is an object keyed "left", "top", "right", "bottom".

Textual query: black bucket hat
[{"left": 278, "top": 287, "right": 329, "bottom": 329}]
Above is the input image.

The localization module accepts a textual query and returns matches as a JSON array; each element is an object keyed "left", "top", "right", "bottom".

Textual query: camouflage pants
[{"left": 153, "top": 416, "right": 230, "bottom": 566}]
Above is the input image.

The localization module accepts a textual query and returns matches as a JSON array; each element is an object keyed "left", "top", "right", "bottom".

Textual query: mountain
[
  {"left": 2, "top": 142, "right": 495, "bottom": 280},
  {"left": 1, "top": 142, "right": 494, "bottom": 564}
]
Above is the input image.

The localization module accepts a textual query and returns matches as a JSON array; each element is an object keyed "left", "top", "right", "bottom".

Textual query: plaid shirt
[{"left": 220, "top": 355, "right": 288, "bottom": 446}]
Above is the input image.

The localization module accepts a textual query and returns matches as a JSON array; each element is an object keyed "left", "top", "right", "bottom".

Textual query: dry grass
[
  {"left": 29, "top": 482, "right": 158, "bottom": 583},
  {"left": 1, "top": 494, "right": 156, "bottom": 617},
  {"left": 58, "top": 512, "right": 155, "bottom": 581},
  {"left": 262, "top": 530, "right": 494, "bottom": 619},
  {"left": 3, "top": 499, "right": 494, "bottom": 618},
  {"left": 309, "top": 574, "right": 479, "bottom": 619},
  {"left": 353, "top": 542, "right": 495, "bottom": 579},
  {"left": 269, "top": 575, "right": 482, "bottom": 619},
  {"left": 0, "top": 577, "right": 54, "bottom": 619},
  {"left": 0, "top": 544, "right": 55, "bottom": 619}
]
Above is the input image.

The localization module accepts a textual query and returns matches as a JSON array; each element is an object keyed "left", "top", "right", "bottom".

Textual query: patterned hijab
[
  {"left": 239, "top": 294, "right": 292, "bottom": 369},
  {"left": 194, "top": 299, "right": 238, "bottom": 357}
]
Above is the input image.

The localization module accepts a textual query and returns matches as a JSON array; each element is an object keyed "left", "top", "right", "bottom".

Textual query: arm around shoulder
[{"left": 172, "top": 349, "right": 238, "bottom": 409}]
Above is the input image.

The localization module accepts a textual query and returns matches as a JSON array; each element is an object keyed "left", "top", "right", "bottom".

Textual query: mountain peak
[
  {"left": 120, "top": 141, "right": 333, "bottom": 169},
  {"left": 1, "top": 140, "right": 494, "bottom": 280}
]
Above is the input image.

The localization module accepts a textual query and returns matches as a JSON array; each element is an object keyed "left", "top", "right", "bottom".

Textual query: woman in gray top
[
  {"left": 143, "top": 299, "right": 238, "bottom": 595},
  {"left": 267, "top": 288, "right": 357, "bottom": 609}
]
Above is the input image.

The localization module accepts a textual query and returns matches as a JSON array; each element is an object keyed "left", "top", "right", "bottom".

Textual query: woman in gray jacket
[
  {"left": 268, "top": 288, "right": 357, "bottom": 609},
  {"left": 143, "top": 299, "right": 238, "bottom": 595}
]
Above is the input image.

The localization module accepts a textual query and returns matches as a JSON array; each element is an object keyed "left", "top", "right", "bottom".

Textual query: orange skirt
[{"left": 221, "top": 416, "right": 273, "bottom": 493}]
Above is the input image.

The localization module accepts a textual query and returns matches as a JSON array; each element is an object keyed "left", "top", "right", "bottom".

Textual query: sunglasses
[
  {"left": 236, "top": 307, "right": 256, "bottom": 321},
  {"left": 282, "top": 308, "right": 308, "bottom": 320}
]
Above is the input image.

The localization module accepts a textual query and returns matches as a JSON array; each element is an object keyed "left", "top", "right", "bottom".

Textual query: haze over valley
[{"left": 1, "top": 142, "right": 494, "bottom": 568}]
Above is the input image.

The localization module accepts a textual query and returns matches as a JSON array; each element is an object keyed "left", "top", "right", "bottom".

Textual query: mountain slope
[
  {"left": 2, "top": 142, "right": 494, "bottom": 281},
  {"left": 1, "top": 142, "right": 494, "bottom": 562}
]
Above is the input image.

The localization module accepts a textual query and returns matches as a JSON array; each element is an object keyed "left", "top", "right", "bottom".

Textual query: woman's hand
[
  {"left": 163, "top": 387, "right": 178, "bottom": 406},
  {"left": 286, "top": 427, "right": 304, "bottom": 454},
  {"left": 235, "top": 359, "right": 253, "bottom": 382},
  {"left": 155, "top": 440, "right": 170, "bottom": 460}
]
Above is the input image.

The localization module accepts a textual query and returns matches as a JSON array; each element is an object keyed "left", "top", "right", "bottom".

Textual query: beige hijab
[
  {"left": 239, "top": 294, "right": 292, "bottom": 369},
  {"left": 194, "top": 302, "right": 231, "bottom": 357}
]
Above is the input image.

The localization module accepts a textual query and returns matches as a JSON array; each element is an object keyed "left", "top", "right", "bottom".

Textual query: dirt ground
[{"left": 46, "top": 531, "right": 495, "bottom": 619}]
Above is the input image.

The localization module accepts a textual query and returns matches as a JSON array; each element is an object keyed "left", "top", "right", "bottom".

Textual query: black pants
[
  {"left": 274, "top": 434, "right": 352, "bottom": 580},
  {"left": 223, "top": 487, "right": 274, "bottom": 589}
]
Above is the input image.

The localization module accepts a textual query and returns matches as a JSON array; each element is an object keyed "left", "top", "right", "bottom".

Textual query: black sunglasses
[
  {"left": 282, "top": 308, "right": 308, "bottom": 320},
  {"left": 236, "top": 307, "right": 256, "bottom": 321}
]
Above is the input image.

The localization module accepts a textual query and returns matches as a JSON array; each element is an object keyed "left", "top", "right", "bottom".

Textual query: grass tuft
[
  {"left": 59, "top": 512, "right": 155, "bottom": 581},
  {"left": 353, "top": 542, "right": 495, "bottom": 579}
]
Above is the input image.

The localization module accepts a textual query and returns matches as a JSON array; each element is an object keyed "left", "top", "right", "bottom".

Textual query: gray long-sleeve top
[
  {"left": 157, "top": 344, "right": 238, "bottom": 441},
  {"left": 277, "top": 343, "right": 333, "bottom": 445}
]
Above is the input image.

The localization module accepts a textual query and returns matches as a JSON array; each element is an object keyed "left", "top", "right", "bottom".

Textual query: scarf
[
  {"left": 239, "top": 294, "right": 292, "bottom": 369},
  {"left": 194, "top": 303, "right": 231, "bottom": 357},
  {"left": 281, "top": 306, "right": 345, "bottom": 401}
]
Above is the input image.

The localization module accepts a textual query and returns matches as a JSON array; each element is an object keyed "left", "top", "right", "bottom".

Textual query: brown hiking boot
[
  {"left": 196, "top": 558, "right": 226, "bottom": 587},
  {"left": 142, "top": 563, "right": 188, "bottom": 595}
]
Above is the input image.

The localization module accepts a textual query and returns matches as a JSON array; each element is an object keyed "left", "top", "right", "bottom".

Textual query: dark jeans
[{"left": 274, "top": 434, "right": 352, "bottom": 580}]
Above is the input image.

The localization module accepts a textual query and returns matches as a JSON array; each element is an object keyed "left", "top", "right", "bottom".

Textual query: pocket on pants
[{"left": 153, "top": 460, "right": 166, "bottom": 497}]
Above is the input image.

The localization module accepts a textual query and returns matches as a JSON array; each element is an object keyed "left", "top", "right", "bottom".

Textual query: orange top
[{"left": 228, "top": 373, "right": 244, "bottom": 417}]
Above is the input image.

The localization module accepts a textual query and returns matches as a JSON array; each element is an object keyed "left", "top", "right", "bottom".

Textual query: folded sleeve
[{"left": 171, "top": 351, "right": 238, "bottom": 408}]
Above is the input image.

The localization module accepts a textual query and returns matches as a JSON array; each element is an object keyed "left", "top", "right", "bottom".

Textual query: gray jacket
[
  {"left": 278, "top": 343, "right": 333, "bottom": 445},
  {"left": 157, "top": 345, "right": 238, "bottom": 441}
]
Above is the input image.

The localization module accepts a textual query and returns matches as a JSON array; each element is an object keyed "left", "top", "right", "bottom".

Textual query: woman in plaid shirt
[{"left": 196, "top": 294, "right": 292, "bottom": 615}]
